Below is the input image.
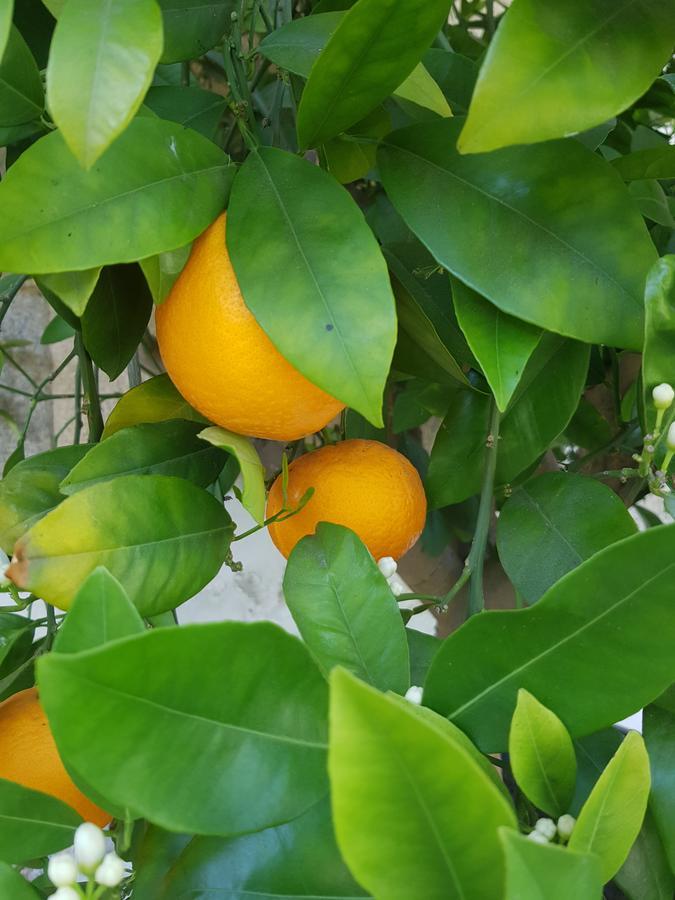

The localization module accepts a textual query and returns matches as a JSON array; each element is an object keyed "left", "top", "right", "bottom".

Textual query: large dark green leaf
[
  {"left": 135, "top": 798, "right": 369, "bottom": 899},
  {"left": 81, "top": 264, "right": 153, "bottom": 379},
  {"left": 423, "top": 48, "right": 478, "bottom": 115},
  {"left": 0, "top": 118, "right": 235, "bottom": 274},
  {"left": 500, "top": 829, "right": 602, "bottom": 900},
  {"left": 379, "top": 120, "right": 655, "bottom": 350},
  {"left": 46, "top": 0, "right": 163, "bottom": 167},
  {"left": 329, "top": 668, "right": 516, "bottom": 899},
  {"left": 283, "top": 523, "right": 409, "bottom": 693},
  {"left": 296, "top": 0, "right": 452, "bottom": 148},
  {"left": 644, "top": 701, "right": 675, "bottom": 873},
  {"left": 0, "top": 0, "right": 12, "bottom": 59},
  {"left": 144, "top": 86, "right": 227, "bottom": 140},
  {"left": 0, "top": 26, "right": 43, "bottom": 126},
  {"left": 643, "top": 256, "right": 675, "bottom": 429},
  {"left": 157, "top": 0, "right": 236, "bottom": 64},
  {"left": 0, "top": 445, "right": 92, "bottom": 554},
  {"left": 615, "top": 810, "right": 675, "bottom": 900},
  {"left": 38, "top": 622, "right": 328, "bottom": 835},
  {"left": 7, "top": 475, "right": 233, "bottom": 615},
  {"left": 0, "top": 778, "right": 82, "bottom": 864},
  {"left": 458, "top": 0, "right": 675, "bottom": 153},
  {"left": 227, "top": 147, "right": 396, "bottom": 425},
  {"left": 424, "top": 526, "right": 675, "bottom": 752},
  {"left": 102, "top": 373, "right": 204, "bottom": 438},
  {"left": 496, "top": 472, "right": 637, "bottom": 604},
  {"left": 613, "top": 146, "right": 675, "bottom": 181}
]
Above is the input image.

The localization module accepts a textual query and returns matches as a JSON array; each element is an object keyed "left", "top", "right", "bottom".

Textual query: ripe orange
[
  {"left": 155, "top": 213, "right": 344, "bottom": 441},
  {"left": 267, "top": 439, "right": 427, "bottom": 560},
  {"left": 0, "top": 687, "right": 110, "bottom": 826}
]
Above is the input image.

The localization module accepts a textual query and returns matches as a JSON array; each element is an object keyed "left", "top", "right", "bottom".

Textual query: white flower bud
[
  {"left": 652, "top": 383, "right": 675, "bottom": 410},
  {"left": 404, "top": 685, "right": 423, "bottom": 705},
  {"left": 534, "top": 817, "right": 557, "bottom": 840},
  {"left": 667, "top": 422, "right": 675, "bottom": 452},
  {"left": 389, "top": 579, "right": 405, "bottom": 597},
  {"left": 94, "top": 851, "right": 127, "bottom": 888},
  {"left": 557, "top": 814, "right": 576, "bottom": 841},
  {"left": 48, "top": 853, "right": 78, "bottom": 887},
  {"left": 73, "top": 822, "right": 106, "bottom": 872},
  {"left": 49, "top": 888, "right": 82, "bottom": 900},
  {"left": 377, "top": 556, "right": 397, "bottom": 579},
  {"left": 526, "top": 829, "right": 550, "bottom": 844}
]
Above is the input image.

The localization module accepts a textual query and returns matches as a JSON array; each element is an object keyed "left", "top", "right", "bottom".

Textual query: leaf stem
[{"left": 75, "top": 335, "right": 104, "bottom": 442}]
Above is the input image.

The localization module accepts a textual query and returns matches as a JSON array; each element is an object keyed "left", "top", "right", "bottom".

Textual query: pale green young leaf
[{"left": 198, "top": 426, "right": 265, "bottom": 525}]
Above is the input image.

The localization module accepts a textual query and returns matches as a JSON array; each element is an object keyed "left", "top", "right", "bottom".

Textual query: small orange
[
  {"left": 0, "top": 687, "right": 110, "bottom": 826},
  {"left": 155, "top": 213, "right": 344, "bottom": 441},
  {"left": 267, "top": 439, "right": 427, "bottom": 560}
]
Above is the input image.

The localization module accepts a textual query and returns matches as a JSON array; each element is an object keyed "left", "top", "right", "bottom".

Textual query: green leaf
[
  {"left": 61, "top": 420, "right": 226, "bottom": 495},
  {"left": 509, "top": 689, "right": 577, "bottom": 817},
  {"left": 0, "top": 26, "right": 43, "bottom": 127},
  {"left": 629, "top": 179, "right": 675, "bottom": 227},
  {"left": 80, "top": 264, "right": 153, "bottom": 379},
  {"left": 53, "top": 567, "right": 145, "bottom": 654},
  {"left": 38, "top": 622, "right": 328, "bottom": 835},
  {"left": 227, "top": 147, "right": 396, "bottom": 425},
  {"left": 453, "top": 279, "right": 541, "bottom": 411},
  {"left": 423, "top": 48, "right": 478, "bottom": 116},
  {"left": 40, "top": 315, "right": 76, "bottom": 345},
  {"left": 569, "top": 731, "right": 650, "bottom": 881},
  {"left": 615, "top": 810, "right": 675, "bottom": 900},
  {"left": 197, "top": 425, "right": 265, "bottom": 525},
  {"left": 424, "top": 526, "right": 675, "bottom": 752},
  {"left": 643, "top": 256, "right": 675, "bottom": 429},
  {"left": 144, "top": 86, "right": 227, "bottom": 140},
  {"left": 102, "top": 373, "right": 205, "bottom": 438},
  {"left": 643, "top": 702, "right": 675, "bottom": 872},
  {"left": 499, "top": 828, "right": 603, "bottom": 900},
  {"left": 134, "top": 797, "right": 368, "bottom": 899},
  {"left": 458, "top": 0, "right": 675, "bottom": 153},
  {"left": 0, "top": 445, "right": 92, "bottom": 553},
  {"left": 0, "top": 0, "right": 13, "bottom": 60},
  {"left": 0, "top": 614, "right": 34, "bottom": 670},
  {"left": 496, "top": 472, "right": 637, "bottom": 604},
  {"left": 0, "top": 118, "right": 235, "bottom": 274},
  {"left": 296, "top": 0, "right": 452, "bottom": 148},
  {"left": 379, "top": 120, "right": 655, "bottom": 350},
  {"left": 0, "top": 777, "right": 82, "bottom": 864},
  {"left": 572, "top": 728, "right": 624, "bottom": 816},
  {"left": 0, "top": 860, "right": 40, "bottom": 899},
  {"left": 613, "top": 146, "right": 675, "bottom": 181},
  {"left": 406, "top": 628, "right": 441, "bottom": 687},
  {"left": 283, "top": 523, "right": 409, "bottom": 693},
  {"left": 157, "top": 0, "right": 236, "bottom": 64},
  {"left": 46, "top": 0, "right": 163, "bottom": 167},
  {"left": 329, "top": 668, "right": 517, "bottom": 899},
  {"left": 394, "top": 63, "right": 451, "bottom": 119},
  {"left": 37, "top": 268, "right": 101, "bottom": 318},
  {"left": 8, "top": 475, "right": 234, "bottom": 615},
  {"left": 140, "top": 244, "right": 191, "bottom": 304},
  {"left": 427, "top": 339, "right": 589, "bottom": 507}
]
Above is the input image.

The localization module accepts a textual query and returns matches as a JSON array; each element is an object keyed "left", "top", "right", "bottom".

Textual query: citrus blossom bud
[
  {"left": 667, "top": 422, "right": 675, "bottom": 452},
  {"left": 557, "top": 814, "right": 576, "bottom": 841},
  {"left": 404, "top": 685, "right": 423, "bottom": 705},
  {"left": 73, "top": 822, "right": 106, "bottom": 872},
  {"left": 534, "top": 817, "right": 557, "bottom": 840},
  {"left": 49, "top": 887, "right": 82, "bottom": 900},
  {"left": 94, "top": 851, "right": 127, "bottom": 888},
  {"left": 48, "top": 853, "right": 78, "bottom": 887},
  {"left": 526, "top": 830, "right": 549, "bottom": 844},
  {"left": 652, "top": 383, "right": 675, "bottom": 410},
  {"left": 377, "top": 557, "right": 397, "bottom": 579}
]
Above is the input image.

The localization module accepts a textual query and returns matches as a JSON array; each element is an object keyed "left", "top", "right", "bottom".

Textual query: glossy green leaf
[
  {"left": 509, "top": 689, "right": 577, "bottom": 817},
  {"left": 38, "top": 622, "right": 328, "bottom": 835},
  {"left": 135, "top": 798, "right": 368, "bottom": 899},
  {"left": 613, "top": 146, "right": 675, "bottom": 181},
  {"left": 458, "top": 0, "right": 675, "bottom": 153},
  {"left": 571, "top": 728, "right": 624, "bottom": 816},
  {"left": 629, "top": 179, "right": 675, "bottom": 227},
  {"left": 615, "top": 809, "right": 675, "bottom": 900},
  {"left": 296, "top": 0, "right": 452, "bottom": 148},
  {"left": 394, "top": 63, "right": 451, "bottom": 118},
  {"left": 0, "top": 861, "right": 40, "bottom": 899},
  {"left": 61, "top": 420, "right": 226, "bottom": 495},
  {"left": 198, "top": 425, "right": 265, "bottom": 525},
  {"left": 427, "top": 339, "right": 589, "bottom": 507},
  {"left": 8, "top": 475, "right": 233, "bottom": 614},
  {"left": 569, "top": 731, "right": 650, "bottom": 881},
  {"left": 157, "top": 0, "right": 236, "bottom": 64},
  {"left": 0, "top": 26, "right": 43, "bottom": 127},
  {"left": 0, "top": 445, "right": 92, "bottom": 553},
  {"left": 644, "top": 702, "right": 675, "bottom": 872},
  {"left": 323, "top": 106, "right": 391, "bottom": 184},
  {"left": 37, "top": 268, "right": 101, "bottom": 318},
  {"left": 407, "top": 628, "right": 441, "bottom": 687},
  {"left": 379, "top": 120, "right": 655, "bottom": 350},
  {"left": 0, "top": 614, "right": 34, "bottom": 670},
  {"left": 140, "top": 244, "right": 191, "bottom": 304},
  {"left": 53, "top": 567, "right": 145, "bottom": 654},
  {"left": 227, "top": 147, "right": 396, "bottom": 425},
  {"left": 643, "top": 256, "right": 675, "bottom": 430},
  {"left": 424, "top": 526, "right": 675, "bottom": 752},
  {"left": 0, "top": 778, "right": 82, "bottom": 864},
  {"left": 453, "top": 279, "right": 541, "bottom": 411},
  {"left": 0, "top": 0, "right": 12, "bottom": 59},
  {"left": 144, "top": 86, "right": 227, "bottom": 140},
  {"left": 102, "top": 374, "right": 205, "bottom": 438},
  {"left": 500, "top": 828, "right": 603, "bottom": 900},
  {"left": 0, "top": 118, "right": 235, "bottom": 274},
  {"left": 329, "top": 668, "right": 517, "bottom": 899},
  {"left": 423, "top": 48, "right": 478, "bottom": 115},
  {"left": 40, "top": 315, "right": 76, "bottom": 345},
  {"left": 46, "top": 0, "right": 163, "bottom": 167},
  {"left": 283, "top": 523, "right": 409, "bottom": 693},
  {"left": 497, "top": 472, "right": 637, "bottom": 604}
]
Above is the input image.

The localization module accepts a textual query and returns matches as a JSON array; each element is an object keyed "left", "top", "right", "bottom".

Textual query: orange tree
[{"left": 0, "top": 0, "right": 674, "bottom": 898}]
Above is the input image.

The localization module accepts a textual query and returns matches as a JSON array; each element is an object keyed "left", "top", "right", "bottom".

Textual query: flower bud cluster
[{"left": 47, "top": 822, "right": 127, "bottom": 898}]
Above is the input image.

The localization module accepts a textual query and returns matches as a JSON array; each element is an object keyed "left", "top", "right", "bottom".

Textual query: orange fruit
[
  {"left": 0, "top": 687, "right": 110, "bottom": 826},
  {"left": 155, "top": 213, "right": 344, "bottom": 441},
  {"left": 267, "top": 439, "right": 427, "bottom": 560}
]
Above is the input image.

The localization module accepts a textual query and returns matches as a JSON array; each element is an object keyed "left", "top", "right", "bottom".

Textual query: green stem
[
  {"left": 75, "top": 335, "right": 104, "bottom": 442},
  {"left": 485, "top": 0, "right": 495, "bottom": 37}
]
